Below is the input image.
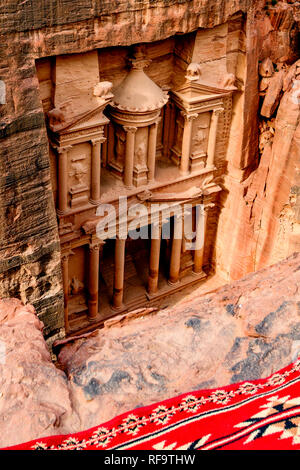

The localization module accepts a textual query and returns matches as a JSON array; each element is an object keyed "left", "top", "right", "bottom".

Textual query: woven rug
[{"left": 4, "top": 359, "right": 300, "bottom": 450}]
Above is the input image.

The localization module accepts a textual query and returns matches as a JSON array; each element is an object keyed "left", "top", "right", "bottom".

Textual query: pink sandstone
[
  {"left": 1, "top": 254, "right": 300, "bottom": 446},
  {"left": 57, "top": 253, "right": 300, "bottom": 433}
]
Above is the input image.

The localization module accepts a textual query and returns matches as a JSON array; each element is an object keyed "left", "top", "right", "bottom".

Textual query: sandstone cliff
[
  {"left": 0, "top": 0, "right": 299, "bottom": 341},
  {"left": 0, "top": 0, "right": 255, "bottom": 341},
  {"left": 215, "top": 0, "right": 300, "bottom": 280}
]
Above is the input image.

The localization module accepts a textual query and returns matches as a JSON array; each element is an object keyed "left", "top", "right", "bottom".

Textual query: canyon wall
[
  {"left": 0, "top": 0, "right": 299, "bottom": 341},
  {"left": 215, "top": 0, "right": 300, "bottom": 280}
]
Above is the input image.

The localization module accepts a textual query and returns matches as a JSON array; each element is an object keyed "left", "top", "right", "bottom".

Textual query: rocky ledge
[
  {"left": 1, "top": 252, "right": 300, "bottom": 446},
  {"left": 58, "top": 252, "right": 300, "bottom": 432}
]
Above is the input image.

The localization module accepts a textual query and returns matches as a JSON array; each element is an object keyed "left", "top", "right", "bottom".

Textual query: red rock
[
  {"left": 0, "top": 299, "right": 77, "bottom": 448},
  {"left": 57, "top": 253, "right": 300, "bottom": 432},
  {"left": 261, "top": 69, "right": 285, "bottom": 117}
]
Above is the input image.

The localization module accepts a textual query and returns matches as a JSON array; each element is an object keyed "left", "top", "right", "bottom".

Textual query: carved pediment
[
  {"left": 60, "top": 107, "right": 110, "bottom": 134},
  {"left": 49, "top": 103, "right": 110, "bottom": 135},
  {"left": 173, "top": 81, "right": 232, "bottom": 105}
]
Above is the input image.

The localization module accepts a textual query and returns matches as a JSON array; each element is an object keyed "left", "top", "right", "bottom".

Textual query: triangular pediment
[
  {"left": 173, "top": 81, "right": 231, "bottom": 103},
  {"left": 49, "top": 98, "right": 111, "bottom": 135},
  {"left": 60, "top": 105, "right": 109, "bottom": 134}
]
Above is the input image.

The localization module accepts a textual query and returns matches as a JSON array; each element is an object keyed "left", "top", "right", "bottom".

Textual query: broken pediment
[
  {"left": 58, "top": 106, "right": 110, "bottom": 134},
  {"left": 172, "top": 80, "right": 233, "bottom": 108},
  {"left": 48, "top": 94, "right": 112, "bottom": 135}
]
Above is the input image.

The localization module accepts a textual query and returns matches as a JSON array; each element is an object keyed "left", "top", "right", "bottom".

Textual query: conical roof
[{"left": 112, "top": 49, "right": 168, "bottom": 112}]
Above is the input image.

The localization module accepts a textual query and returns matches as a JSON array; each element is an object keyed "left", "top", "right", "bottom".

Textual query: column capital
[
  {"left": 115, "top": 235, "right": 127, "bottom": 241},
  {"left": 89, "top": 243, "right": 100, "bottom": 253},
  {"left": 213, "top": 108, "right": 224, "bottom": 116},
  {"left": 151, "top": 120, "right": 160, "bottom": 129},
  {"left": 61, "top": 249, "right": 74, "bottom": 261},
  {"left": 56, "top": 145, "right": 72, "bottom": 154},
  {"left": 91, "top": 137, "right": 106, "bottom": 146},
  {"left": 181, "top": 111, "right": 199, "bottom": 122},
  {"left": 123, "top": 126, "right": 138, "bottom": 134},
  {"left": 201, "top": 202, "right": 215, "bottom": 214},
  {"left": 89, "top": 239, "right": 105, "bottom": 252}
]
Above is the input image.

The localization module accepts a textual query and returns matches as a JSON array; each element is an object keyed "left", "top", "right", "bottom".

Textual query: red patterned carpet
[{"left": 4, "top": 359, "right": 300, "bottom": 450}]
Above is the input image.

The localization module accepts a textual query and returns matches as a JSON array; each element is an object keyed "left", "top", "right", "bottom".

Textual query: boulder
[{"left": 0, "top": 299, "right": 78, "bottom": 447}]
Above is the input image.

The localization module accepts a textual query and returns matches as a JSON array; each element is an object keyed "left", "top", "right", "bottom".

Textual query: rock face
[
  {"left": 58, "top": 252, "right": 300, "bottom": 432},
  {"left": 0, "top": 254, "right": 299, "bottom": 446},
  {"left": 215, "top": 0, "right": 300, "bottom": 281},
  {"left": 0, "top": 1, "right": 299, "bottom": 340},
  {"left": 0, "top": 299, "right": 78, "bottom": 447}
]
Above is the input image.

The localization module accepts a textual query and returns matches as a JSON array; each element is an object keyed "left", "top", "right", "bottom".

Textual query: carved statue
[
  {"left": 219, "top": 73, "right": 237, "bottom": 90},
  {"left": 93, "top": 81, "right": 113, "bottom": 99},
  {"left": 185, "top": 63, "right": 201, "bottom": 81},
  {"left": 115, "top": 129, "right": 125, "bottom": 163},
  {"left": 69, "top": 162, "right": 87, "bottom": 183},
  {"left": 70, "top": 277, "right": 85, "bottom": 295},
  {"left": 47, "top": 103, "right": 68, "bottom": 127},
  {"left": 135, "top": 142, "right": 147, "bottom": 166},
  {"left": 259, "top": 119, "right": 275, "bottom": 153},
  {"left": 258, "top": 58, "right": 275, "bottom": 96},
  {"left": 192, "top": 125, "right": 207, "bottom": 147}
]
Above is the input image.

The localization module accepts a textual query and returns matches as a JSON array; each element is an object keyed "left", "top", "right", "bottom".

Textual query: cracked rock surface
[
  {"left": 1, "top": 254, "right": 300, "bottom": 446},
  {"left": 58, "top": 253, "right": 300, "bottom": 432}
]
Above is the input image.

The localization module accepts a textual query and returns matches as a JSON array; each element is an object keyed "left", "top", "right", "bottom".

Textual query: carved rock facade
[
  {"left": 41, "top": 39, "right": 236, "bottom": 335},
  {"left": 0, "top": 0, "right": 299, "bottom": 341}
]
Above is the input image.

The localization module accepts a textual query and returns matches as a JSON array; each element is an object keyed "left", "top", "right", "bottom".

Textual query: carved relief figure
[
  {"left": 93, "top": 81, "right": 113, "bottom": 100},
  {"left": 135, "top": 141, "right": 147, "bottom": 167},
  {"left": 259, "top": 57, "right": 275, "bottom": 95},
  {"left": 259, "top": 58, "right": 274, "bottom": 78},
  {"left": 69, "top": 161, "right": 88, "bottom": 185},
  {"left": 192, "top": 125, "right": 207, "bottom": 148},
  {"left": 259, "top": 119, "right": 275, "bottom": 154},
  {"left": 115, "top": 129, "right": 125, "bottom": 164},
  {"left": 185, "top": 63, "right": 201, "bottom": 81},
  {"left": 219, "top": 73, "right": 237, "bottom": 90},
  {"left": 47, "top": 100, "right": 73, "bottom": 129},
  {"left": 70, "top": 277, "right": 85, "bottom": 295}
]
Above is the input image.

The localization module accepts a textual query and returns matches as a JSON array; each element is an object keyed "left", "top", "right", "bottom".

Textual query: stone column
[
  {"left": 112, "top": 237, "right": 126, "bottom": 310},
  {"left": 147, "top": 222, "right": 162, "bottom": 294},
  {"left": 57, "top": 146, "right": 71, "bottom": 214},
  {"left": 168, "top": 215, "right": 183, "bottom": 285},
  {"left": 163, "top": 103, "right": 171, "bottom": 157},
  {"left": 123, "top": 126, "right": 137, "bottom": 188},
  {"left": 180, "top": 113, "right": 198, "bottom": 176},
  {"left": 107, "top": 123, "right": 115, "bottom": 165},
  {"left": 61, "top": 251, "right": 70, "bottom": 333},
  {"left": 193, "top": 206, "right": 208, "bottom": 275},
  {"left": 167, "top": 103, "right": 176, "bottom": 153},
  {"left": 206, "top": 108, "right": 223, "bottom": 168},
  {"left": 90, "top": 137, "right": 105, "bottom": 205},
  {"left": 147, "top": 120, "right": 159, "bottom": 182},
  {"left": 88, "top": 242, "right": 101, "bottom": 322},
  {"left": 102, "top": 125, "right": 108, "bottom": 168}
]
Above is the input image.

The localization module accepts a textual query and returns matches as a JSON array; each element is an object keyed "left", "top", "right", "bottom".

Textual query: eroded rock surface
[
  {"left": 57, "top": 253, "right": 300, "bottom": 432},
  {"left": 0, "top": 254, "right": 300, "bottom": 445},
  {"left": 0, "top": 0, "right": 256, "bottom": 342},
  {"left": 0, "top": 299, "right": 78, "bottom": 448}
]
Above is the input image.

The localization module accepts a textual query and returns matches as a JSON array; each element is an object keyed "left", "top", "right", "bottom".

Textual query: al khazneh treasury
[{"left": 38, "top": 33, "right": 237, "bottom": 334}]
